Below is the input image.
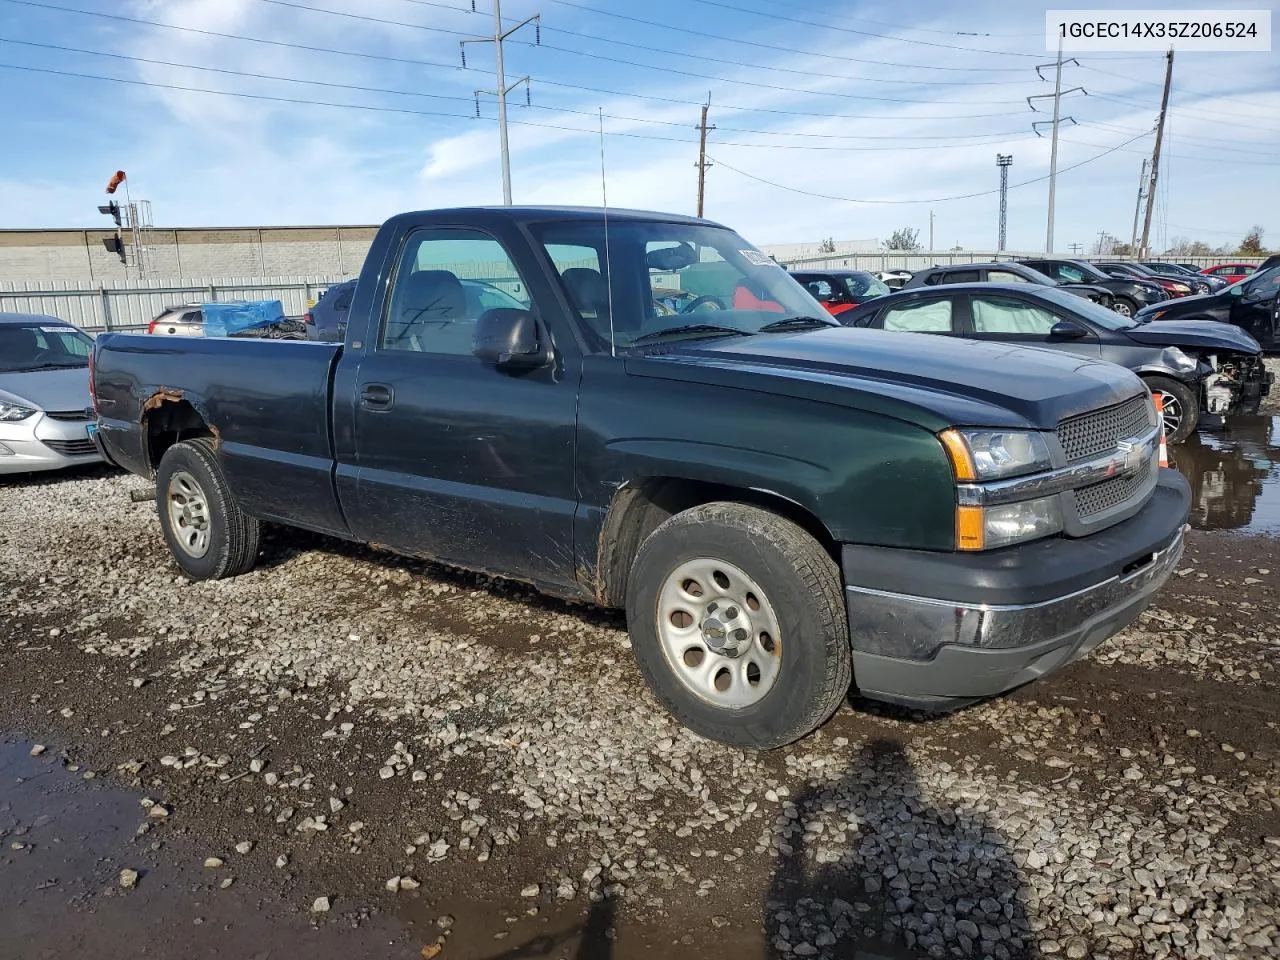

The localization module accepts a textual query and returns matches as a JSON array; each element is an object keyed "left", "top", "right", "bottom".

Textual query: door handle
[{"left": 360, "top": 383, "right": 394, "bottom": 409}]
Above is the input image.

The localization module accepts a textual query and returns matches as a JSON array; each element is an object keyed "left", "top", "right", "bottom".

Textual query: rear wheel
[
  {"left": 625, "top": 503, "right": 851, "bottom": 750},
  {"left": 1144, "top": 375, "right": 1198, "bottom": 444},
  {"left": 156, "top": 438, "right": 260, "bottom": 580}
]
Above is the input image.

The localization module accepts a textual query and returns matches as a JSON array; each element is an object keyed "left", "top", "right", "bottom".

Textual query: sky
[{"left": 0, "top": 0, "right": 1276, "bottom": 253}]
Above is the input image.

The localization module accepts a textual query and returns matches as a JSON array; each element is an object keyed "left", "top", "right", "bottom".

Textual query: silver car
[
  {"left": 148, "top": 304, "right": 204, "bottom": 336},
  {"left": 0, "top": 313, "right": 103, "bottom": 474}
]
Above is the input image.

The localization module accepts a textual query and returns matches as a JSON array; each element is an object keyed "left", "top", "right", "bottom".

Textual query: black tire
[
  {"left": 155, "top": 437, "right": 260, "bottom": 580},
  {"left": 1113, "top": 297, "right": 1138, "bottom": 318},
  {"left": 1143, "top": 375, "right": 1199, "bottom": 444},
  {"left": 624, "top": 502, "right": 851, "bottom": 750}
]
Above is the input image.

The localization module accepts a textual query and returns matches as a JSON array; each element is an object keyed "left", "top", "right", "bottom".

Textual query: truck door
[{"left": 336, "top": 225, "right": 580, "bottom": 589}]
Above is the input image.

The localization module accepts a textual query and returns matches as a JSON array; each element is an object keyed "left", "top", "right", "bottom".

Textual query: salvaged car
[
  {"left": 788, "top": 270, "right": 891, "bottom": 318},
  {"left": 1137, "top": 264, "right": 1279, "bottom": 354},
  {"left": 901, "top": 262, "right": 1113, "bottom": 308},
  {"left": 92, "top": 207, "right": 1190, "bottom": 748},
  {"left": 840, "top": 283, "right": 1271, "bottom": 443},
  {"left": 0, "top": 313, "right": 102, "bottom": 473}
]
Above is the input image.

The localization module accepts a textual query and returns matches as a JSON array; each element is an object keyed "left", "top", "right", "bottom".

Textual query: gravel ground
[{"left": 1, "top": 466, "right": 1278, "bottom": 960}]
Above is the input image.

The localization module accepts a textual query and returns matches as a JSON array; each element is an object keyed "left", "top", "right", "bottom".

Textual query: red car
[
  {"left": 1201, "top": 263, "right": 1259, "bottom": 284},
  {"left": 790, "top": 270, "right": 891, "bottom": 317}
]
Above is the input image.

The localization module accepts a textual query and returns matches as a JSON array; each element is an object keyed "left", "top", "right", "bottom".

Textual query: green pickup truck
[{"left": 92, "top": 206, "right": 1191, "bottom": 748}]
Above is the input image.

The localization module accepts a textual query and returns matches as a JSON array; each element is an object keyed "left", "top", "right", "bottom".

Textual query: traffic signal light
[
  {"left": 102, "top": 236, "right": 126, "bottom": 264},
  {"left": 98, "top": 201, "right": 122, "bottom": 227}
]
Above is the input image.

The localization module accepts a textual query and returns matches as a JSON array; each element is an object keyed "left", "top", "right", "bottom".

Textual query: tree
[
  {"left": 1239, "top": 225, "right": 1265, "bottom": 255},
  {"left": 818, "top": 237, "right": 836, "bottom": 254},
  {"left": 883, "top": 227, "right": 921, "bottom": 251},
  {"left": 1110, "top": 241, "right": 1133, "bottom": 256},
  {"left": 1165, "top": 237, "right": 1213, "bottom": 257}
]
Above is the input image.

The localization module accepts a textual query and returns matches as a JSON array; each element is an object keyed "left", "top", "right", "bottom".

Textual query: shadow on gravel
[
  {"left": 473, "top": 895, "right": 615, "bottom": 960},
  {"left": 764, "top": 738, "right": 1034, "bottom": 960}
]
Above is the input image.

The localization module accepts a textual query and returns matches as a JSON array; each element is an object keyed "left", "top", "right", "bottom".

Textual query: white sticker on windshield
[
  {"left": 39, "top": 326, "right": 69, "bottom": 333},
  {"left": 739, "top": 249, "right": 777, "bottom": 267}
]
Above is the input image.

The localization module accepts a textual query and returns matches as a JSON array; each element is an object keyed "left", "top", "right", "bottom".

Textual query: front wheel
[
  {"left": 1144, "top": 375, "right": 1199, "bottom": 444},
  {"left": 1113, "top": 298, "right": 1137, "bottom": 318},
  {"left": 625, "top": 503, "right": 851, "bottom": 750},
  {"left": 156, "top": 438, "right": 260, "bottom": 580}
]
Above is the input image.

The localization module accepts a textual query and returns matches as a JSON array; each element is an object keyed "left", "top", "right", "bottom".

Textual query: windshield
[
  {"left": 532, "top": 220, "right": 832, "bottom": 349},
  {"left": 1058, "top": 260, "right": 1111, "bottom": 282},
  {"left": 0, "top": 322, "right": 93, "bottom": 373},
  {"left": 1034, "top": 286, "right": 1138, "bottom": 330},
  {"left": 839, "top": 273, "right": 890, "bottom": 299},
  {"left": 1143, "top": 262, "right": 1184, "bottom": 277}
]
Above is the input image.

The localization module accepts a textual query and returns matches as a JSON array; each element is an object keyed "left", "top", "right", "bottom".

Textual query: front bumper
[
  {"left": 842, "top": 470, "right": 1191, "bottom": 710},
  {"left": 0, "top": 413, "right": 103, "bottom": 475}
]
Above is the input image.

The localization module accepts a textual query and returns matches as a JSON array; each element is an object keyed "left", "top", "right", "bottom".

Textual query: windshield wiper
[
  {"left": 758, "top": 315, "right": 834, "bottom": 332},
  {"left": 631, "top": 323, "right": 752, "bottom": 344}
]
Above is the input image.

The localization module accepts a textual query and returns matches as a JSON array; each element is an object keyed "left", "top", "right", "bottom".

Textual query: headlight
[
  {"left": 957, "top": 496, "right": 1063, "bottom": 551},
  {"left": 0, "top": 400, "right": 36, "bottom": 422},
  {"left": 1171, "top": 282, "right": 1191, "bottom": 294},
  {"left": 1162, "top": 347, "right": 1198, "bottom": 373},
  {"left": 940, "top": 429, "right": 1053, "bottom": 481}
]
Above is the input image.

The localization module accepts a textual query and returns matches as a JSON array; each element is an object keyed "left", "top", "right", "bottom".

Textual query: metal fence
[
  {"left": 775, "top": 251, "right": 1266, "bottom": 272},
  {"left": 0, "top": 276, "right": 348, "bottom": 333}
]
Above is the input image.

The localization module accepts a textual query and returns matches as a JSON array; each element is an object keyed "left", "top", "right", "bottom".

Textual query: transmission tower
[{"left": 996, "top": 154, "right": 1013, "bottom": 251}]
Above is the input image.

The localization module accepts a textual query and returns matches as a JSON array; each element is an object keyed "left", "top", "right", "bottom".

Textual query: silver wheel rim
[
  {"left": 655, "top": 557, "right": 783, "bottom": 709},
  {"left": 1114, "top": 301, "right": 1133, "bottom": 317},
  {"left": 1157, "top": 392, "right": 1183, "bottom": 437},
  {"left": 167, "top": 470, "right": 211, "bottom": 558}
]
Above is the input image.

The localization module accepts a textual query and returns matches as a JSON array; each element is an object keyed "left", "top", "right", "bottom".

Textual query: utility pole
[
  {"left": 1068, "top": 242, "right": 1083, "bottom": 255},
  {"left": 928, "top": 210, "right": 935, "bottom": 251},
  {"left": 996, "top": 154, "right": 1013, "bottom": 252},
  {"left": 1139, "top": 49, "right": 1174, "bottom": 258},
  {"left": 695, "top": 95, "right": 714, "bottom": 218},
  {"left": 1028, "top": 39, "right": 1084, "bottom": 254},
  {"left": 462, "top": 0, "right": 541, "bottom": 205},
  {"left": 1129, "top": 157, "right": 1149, "bottom": 253}
]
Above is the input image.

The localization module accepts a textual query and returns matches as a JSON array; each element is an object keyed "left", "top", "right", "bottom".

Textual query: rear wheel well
[
  {"left": 596, "top": 477, "right": 838, "bottom": 607},
  {"left": 144, "top": 399, "right": 212, "bottom": 472}
]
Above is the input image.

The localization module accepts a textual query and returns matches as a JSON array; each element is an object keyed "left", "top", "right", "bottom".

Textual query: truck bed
[{"left": 94, "top": 334, "right": 348, "bottom": 535}]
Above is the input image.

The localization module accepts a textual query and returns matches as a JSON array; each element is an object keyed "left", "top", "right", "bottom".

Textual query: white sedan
[{"left": 0, "top": 313, "right": 103, "bottom": 474}]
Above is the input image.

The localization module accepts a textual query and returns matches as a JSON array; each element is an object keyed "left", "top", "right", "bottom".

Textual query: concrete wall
[{"left": 0, "top": 226, "right": 378, "bottom": 282}]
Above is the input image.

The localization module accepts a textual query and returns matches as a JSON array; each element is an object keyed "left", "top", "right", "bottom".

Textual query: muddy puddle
[
  {"left": 1173, "top": 415, "right": 1280, "bottom": 534},
  {"left": 0, "top": 737, "right": 410, "bottom": 960}
]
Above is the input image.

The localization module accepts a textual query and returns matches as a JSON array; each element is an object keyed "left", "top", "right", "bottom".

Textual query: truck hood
[
  {"left": 0, "top": 366, "right": 92, "bottom": 412},
  {"left": 1126, "top": 318, "right": 1260, "bottom": 353},
  {"left": 627, "top": 328, "right": 1143, "bottom": 432}
]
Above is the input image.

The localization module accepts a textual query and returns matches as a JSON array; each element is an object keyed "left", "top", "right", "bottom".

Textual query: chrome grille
[
  {"left": 42, "top": 438, "right": 97, "bottom": 457},
  {"left": 1073, "top": 459, "right": 1156, "bottom": 518},
  {"left": 1057, "top": 395, "right": 1154, "bottom": 463},
  {"left": 44, "top": 409, "right": 94, "bottom": 422}
]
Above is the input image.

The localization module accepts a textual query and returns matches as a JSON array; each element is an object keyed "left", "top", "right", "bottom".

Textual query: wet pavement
[
  {"left": 0, "top": 738, "right": 410, "bottom": 960},
  {"left": 1173, "top": 415, "right": 1280, "bottom": 534}
]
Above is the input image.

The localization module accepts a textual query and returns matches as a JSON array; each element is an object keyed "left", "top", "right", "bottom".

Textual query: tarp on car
[{"left": 201, "top": 300, "right": 286, "bottom": 338}]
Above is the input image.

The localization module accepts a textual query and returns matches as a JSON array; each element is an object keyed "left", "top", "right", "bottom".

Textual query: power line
[
  {"left": 1081, "top": 63, "right": 1280, "bottom": 116},
  {"left": 0, "top": 0, "right": 1033, "bottom": 122},
  {"left": 253, "top": 0, "right": 1037, "bottom": 104},
  {"left": 0, "top": 59, "right": 1085, "bottom": 154},
  {"left": 531, "top": 0, "right": 1034, "bottom": 72},
  {"left": 719, "top": 0, "right": 1042, "bottom": 37},
  {"left": 674, "top": 0, "right": 1043, "bottom": 57},
  {"left": 0, "top": 37, "right": 1053, "bottom": 144},
  {"left": 706, "top": 130, "right": 1154, "bottom": 204}
]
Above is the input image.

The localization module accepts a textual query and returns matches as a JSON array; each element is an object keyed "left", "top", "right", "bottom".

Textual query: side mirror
[
  {"left": 1049, "top": 320, "right": 1089, "bottom": 339},
  {"left": 1228, "top": 285, "right": 1244, "bottom": 298},
  {"left": 473, "top": 308, "right": 547, "bottom": 369}
]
